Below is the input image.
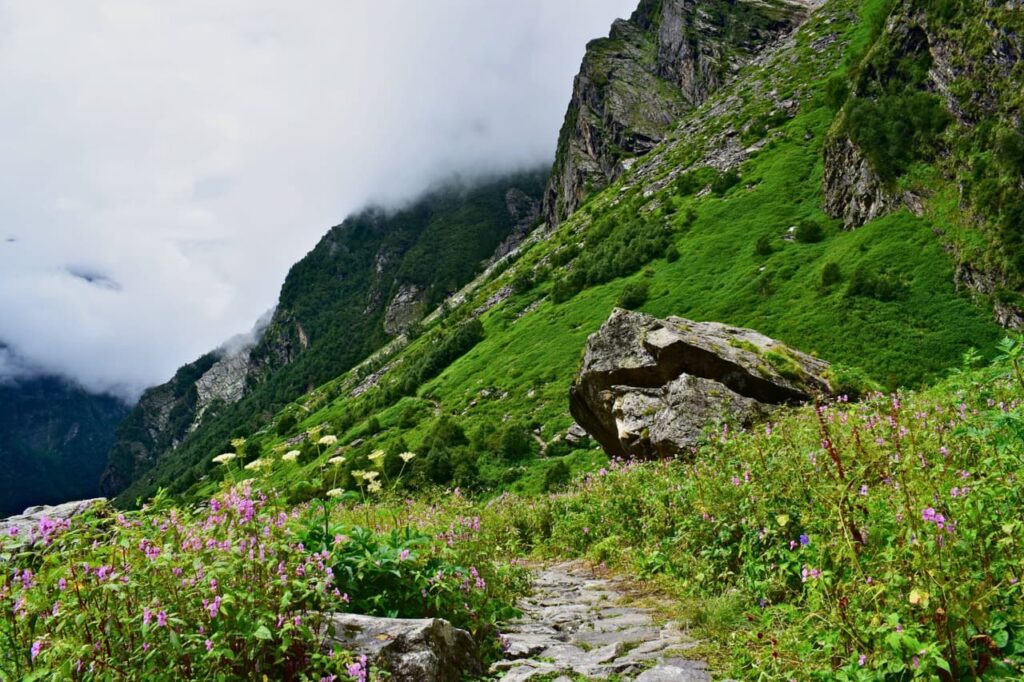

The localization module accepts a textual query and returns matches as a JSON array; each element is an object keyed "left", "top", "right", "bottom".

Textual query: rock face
[
  {"left": 543, "top": 0, "right": 816, "bottom": 226},
  {"left": 0, "top": 498, "right": 106, "bottom": 552},
  {"left": 822, "top": 135, "right": 906, "bottom": 228},
  {"left": 320, "top": 613, "right": 481, "bottom": 682},
  {"left": 569, "top": 309, "right": 833, "bottom": 459},
  {"left": 383, "top": 284, "right": 427, "bottom": 336}
]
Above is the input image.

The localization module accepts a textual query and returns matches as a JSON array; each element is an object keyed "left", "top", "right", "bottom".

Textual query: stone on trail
[{"left": 320, "top": 613, "right": 481, "bottom": 682}]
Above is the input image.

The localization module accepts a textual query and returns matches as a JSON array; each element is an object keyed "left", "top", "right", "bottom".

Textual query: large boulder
[
  {"left": 320, "top": 613, "right": 481, "bottom": 682},
  {"left": 569, "top": 310, "right": 834, "bottom": 459},
  {"left": 0, "top": 498, "right": 106, "bottom": 552}
]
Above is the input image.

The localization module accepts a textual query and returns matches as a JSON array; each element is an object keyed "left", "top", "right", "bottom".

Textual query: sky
[{"left": 0, "top": 0, "right": 635, "bottom": 401}]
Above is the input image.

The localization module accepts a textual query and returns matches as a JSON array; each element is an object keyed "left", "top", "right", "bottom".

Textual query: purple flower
[
  {"left": 799, "top": 534, "right": 810, "bottom": 546},
  {"left": 30, "top": 641, "right": 43, "bottom": 661},
  {"left": 858, "top": 654, "right": 866, "bottom": 666},
  {"left": 859, "top": 485, "right": 869, "bottom": 496},
  {"left": 205, "top": 639, "right": 213, "bottom": 652},
  {"left": 143, "top": 608, "right": 152, "bottom": 627},
  {"left": 157, "top": 610, "right": 167, "bottom": 627},
  {"left": 58, "top": 578, "right": 67, "bottom": 591}
]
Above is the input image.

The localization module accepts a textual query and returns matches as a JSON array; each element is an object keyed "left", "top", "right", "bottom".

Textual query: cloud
[{"left": 0, "top": 0, "right": 635, "bottom": 400}]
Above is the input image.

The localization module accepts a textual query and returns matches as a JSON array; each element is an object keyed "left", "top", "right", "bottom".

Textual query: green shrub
[
  {"left": 794, "top": 220, "right": 824, "bottom": 243},
  {"left": 820, "top": 261, "right": 842, "bottom": 288},
  {"left": 754, "top": 235, "right": 773, "bottom": 256},
  {"left": 665, "top": 244, "right": 680, "bottom": 262},
  {"left": 275, "top": 413, "right": 297, "bottom": 436},
  {"left": 618, "top": 282, "right": 650, "bottom": 309}
]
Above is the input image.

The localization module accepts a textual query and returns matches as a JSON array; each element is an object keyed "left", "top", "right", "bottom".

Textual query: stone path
[{"left": 491, "top": 562, "right": 712, "bottom": 681}]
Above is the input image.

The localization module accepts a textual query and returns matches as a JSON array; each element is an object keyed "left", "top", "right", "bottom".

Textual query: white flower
[
  {"left": 318, "top": 435, "right": 338, "bottom": 446},
  {"left": 351, "top": 470, "right": 366, "bottom": 480},
  {"left": 327, "top": 456, "right": 346, "bottom": 466},
  {"left": 399, "top": 451, "right": 416, "bottom": 463},
  {"left": 212, "top": 453, "right": 237, "bottom": 465},
  {"left": 367, "top": 481, "right": 382, "bottom": 494},
  {"left": 367, "top": 450, "right": 385, "bottom": 462},
  {"left": 282, "top": 450, "right": 300, "bottom": 463},
  {"left": 326, "top": 488, "right": 343, "bottom": 498},
  {"left": 362, "top": 471, "right": 380, "bottom": 481},
  {"left": 244, "top": 458, "right": 270, "bottom": 471}
]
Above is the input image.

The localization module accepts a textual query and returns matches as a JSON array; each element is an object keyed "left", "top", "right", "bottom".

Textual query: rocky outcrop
[
  {"left": 569, "top": 310, "right": 833, "bottom": 459},
  {"left": 383, "top": 284, "right": 427, "bottom": 336},
  {"left": 822, "top": 135, "right": 907, "bottom": 228},
  {"left": 320, "top": 613, "right": 481, "bottom": 682},
  {"left": 490, "top": 188, "right": 542, "bottom": 262},
  {"left": 192, "top": 349, "right": 251, "bottom": 427},
  {"left": 543, "top": 0, "right": 818, "bottom": 226}
]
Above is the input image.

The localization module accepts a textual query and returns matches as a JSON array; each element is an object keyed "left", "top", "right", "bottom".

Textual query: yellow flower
[
  {"left": 368, "top": 450, "right": 385, "bottom": 463},
  {"left": 362, "top": 471, "right": 380, "bottom": 481},
  {"left": 367, "top": 481, "right": 382, "bottom": 494},
  {"left": 212, "top": 453, "right": 237, "bottom": 465},
  {"left": 776, "top": 514, "right": 790, "bottom": 527},
  {"left": 399, "top": 451, "right": 416, "bottom": 463},
  {"left": 351, "top": 470, "right": 366, "bottom": 480},
  {"left": 909, "top": 589, "right": 930, "bottom": 607},
  {"left": 327, "top": 456, "right": 346, "bottom": 466},
  {"left": 326, "top": 488, "right": 343, "bottom": 498},
  {"left": 244, "top": 458, "right": 270, "bottom": 471},
  {"left": 318, "top": 435, "right": 338, "bottom": 446},
  {"left": 230, "top": 437, "right": 246, "bottom": 450},
  {"left": 282, "top": 450, "right": 300, "bottom": 463}
]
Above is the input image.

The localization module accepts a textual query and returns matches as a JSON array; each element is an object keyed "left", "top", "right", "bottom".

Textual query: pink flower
[
  {"left": 31, "top": 641, "right": 43, "bottom": 661},
  {"left": 205, "top": 639, "right": 213, "bottom": 652},
  {"left": 157, "top": 611, "right": 168, "bottom": 627}
]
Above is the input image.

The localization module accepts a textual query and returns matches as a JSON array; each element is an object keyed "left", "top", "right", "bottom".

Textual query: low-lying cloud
[{"left": 0, "top": 0, "right": 635, "bottom": 400}]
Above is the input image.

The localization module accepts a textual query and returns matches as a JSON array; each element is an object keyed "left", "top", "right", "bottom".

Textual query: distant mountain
[
  {"left": 103, "top": 170, "right": 546, "bottom": 500},
  {"left": 0, "top": 375, "right": 128, "bottom": 516}
]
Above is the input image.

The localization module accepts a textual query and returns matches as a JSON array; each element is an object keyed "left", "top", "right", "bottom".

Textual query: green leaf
[{"left": 254, "top": 625, "right": 273, "bottom": 641}]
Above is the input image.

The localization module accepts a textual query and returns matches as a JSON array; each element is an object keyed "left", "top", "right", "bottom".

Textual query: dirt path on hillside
[{"left": 490, "top": 561, "right": 713, "bottom": 681}]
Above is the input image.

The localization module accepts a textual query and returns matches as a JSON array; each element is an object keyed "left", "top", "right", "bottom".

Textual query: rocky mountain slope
[
  {"left": 114, "top": 0, "right": 1023, "bottom": 505},
  {"left": 102, "top": 171, "right": 544, "bottom": 498},
  {"left": 543, "top": 0, "right": 820, "bottom": 226},
  {"left": 0, "top": 375, "right": 127, "bottom": 516}
]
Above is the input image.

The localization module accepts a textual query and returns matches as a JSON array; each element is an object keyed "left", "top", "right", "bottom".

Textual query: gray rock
[
  {"left": 383, "top": 284, "right": 427, "bottom": 336},
  {"left": 320, "top": 613, "right": 481, "bottom": 682},
  {"left": 1, "top": 498, "right": 106, "bottom": 551},
  {"left": 569, "top": 309, "right": 834, "bottom": 459},
  {"left": 822, "top": 134, "right": 907, "bottom": 228},
  {"left": 635, "top": 663, "right": 712, "bottom": 681}
]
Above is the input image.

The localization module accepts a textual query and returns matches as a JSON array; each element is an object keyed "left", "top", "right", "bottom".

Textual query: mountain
[
  {"left": 111, "top": 0, "right": 1023, "bottom": 506},
  {"left": 0, "top": 374, "right": 128, "bottom": 516},
  {"left": 543, "top": 0, "right": 819, "bottom": 226},
  {"left": 102, "top": 171, "right": 546, "bottom": 500}
]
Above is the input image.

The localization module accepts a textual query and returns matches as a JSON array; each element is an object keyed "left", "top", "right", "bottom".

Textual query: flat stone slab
[{"left": 491, "top": 561, "right": 710, "bottom": 681}]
